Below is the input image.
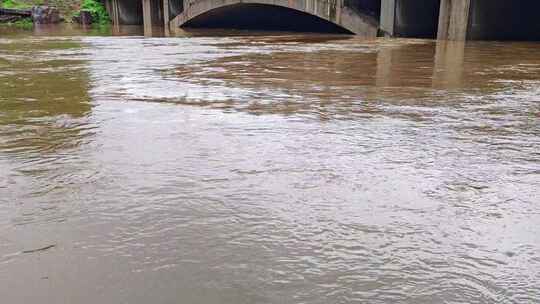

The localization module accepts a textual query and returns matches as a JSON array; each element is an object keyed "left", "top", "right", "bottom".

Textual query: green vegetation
[
  {"left": 11, "top": 17, "right": 33, "bottom": 29},
  {"left": 78, "top": 0, "right": 110, "bottom": 24},
  {"left": 0, "top": 0, "right": 34, "bottom": 30},
  {"left": 0, "top": 0, "right": 42, "bottom": 9},
  {"left": 1, "top": 0, "right": 29, "bottom": 9},
  {"left": 0, "top": 18, "right": 33, "bottom": 29},
  {"left": 1, "top": 0, "right": 110, "bottom": 26}
]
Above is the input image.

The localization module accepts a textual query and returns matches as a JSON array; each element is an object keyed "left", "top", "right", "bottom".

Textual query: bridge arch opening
[{"left": 181, "top": 3, "right": 353, "bottom": 34}]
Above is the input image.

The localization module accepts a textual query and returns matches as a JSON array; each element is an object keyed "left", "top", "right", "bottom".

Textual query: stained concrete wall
[
  {"left": 169, "top": 0, "right": 183, "bottom": 20},
  {"left": 149, "top": 0, "right": 163, "bottom": 25},
  {"left": 437, "top": 0, "right": 470, "bottom": 40},
  {"left": 379, "top": 0, "right": 395, "bottom": 36},
  {"left": 395, "top": 0, "right": 440, "bottom": 38},
  {"left": 106, "top": 0, "right": 143, "bottom": 25},
  {"left": 381, "top": 0, "right": 440, "bottom": 38},
  {"left": 343, "top": 0, "right": 380, "bottom": 18}
]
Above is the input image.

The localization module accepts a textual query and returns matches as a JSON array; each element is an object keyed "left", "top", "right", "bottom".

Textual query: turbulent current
[{"left": 0, "top": 25, "right": 539, "bottom": 303}]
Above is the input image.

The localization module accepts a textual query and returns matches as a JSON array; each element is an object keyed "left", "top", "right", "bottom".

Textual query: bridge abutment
[{"left": 437, "top": 0, "right": 471, "bottom": 41}]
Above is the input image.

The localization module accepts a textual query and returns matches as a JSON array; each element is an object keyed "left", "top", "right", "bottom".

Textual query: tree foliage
[{"left": 78, "top": 0, "right": 110, "bottom": 24}]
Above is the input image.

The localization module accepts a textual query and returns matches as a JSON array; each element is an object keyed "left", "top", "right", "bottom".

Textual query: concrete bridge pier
[
  {"left": 380, "top": 0, "right": 441, "bottom": 38},
  {"left": 162, "top": 0, "right": 170, "bottom": 35},
  {"left": 437, "top": 0, "right": 470, "bottom": 40},
  {"left": 103, "top": 0, "right": 167, "bottom": 35},
  {"left": 142, "top": 0, "right": 165, "bottom": 35},
  {"left": 105, "top": 0, "right": 119, "bottom": 25},
  {"left": 105, "top": 0, "right": 143, "bottom": 25}
]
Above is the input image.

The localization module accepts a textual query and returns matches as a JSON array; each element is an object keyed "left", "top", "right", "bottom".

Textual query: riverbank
[
  {"left": 0, "top": 8, "right": 33, "bottom": 28},
  {"left": 0, "top": 0, "right": 109, "bottom": 28}
]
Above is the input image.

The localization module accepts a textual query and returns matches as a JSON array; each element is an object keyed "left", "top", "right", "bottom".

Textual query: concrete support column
[
  {"left": 106, "top": 0, "right": 120, "bottom": 25},
  {"left": 163, "top": 0, "right": 170, "bottom": 35},
  {"left": 379, "top": 0, "right": 395, "bottom": 36},
  {"left": 113, "top": 0, "right": 121, "bottom": 32},
  {"left": 437, "top": 0, "right": 471, "bottom": 40},
  {"left": 142, "top": 0, "right": 153, "bottom": 36}
]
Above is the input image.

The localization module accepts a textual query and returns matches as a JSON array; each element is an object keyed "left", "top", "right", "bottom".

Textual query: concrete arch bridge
[
  {"left": 171, "top": 0, "right": 379, "bottom": 35},
  {"left": 105, "top": 0, "right": 540, "bottom": 41}
]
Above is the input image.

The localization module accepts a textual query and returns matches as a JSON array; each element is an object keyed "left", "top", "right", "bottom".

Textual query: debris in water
[{"left": 22, "top": 244, "right": 56, "bottom": 254}]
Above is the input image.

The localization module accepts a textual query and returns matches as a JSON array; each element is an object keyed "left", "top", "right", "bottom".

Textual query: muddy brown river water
[{"left": 0, "top": 25, "right": 539, "bottom": 303}]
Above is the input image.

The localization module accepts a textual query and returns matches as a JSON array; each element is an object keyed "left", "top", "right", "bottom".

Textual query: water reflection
[
  {"left": 432, "top": 41, "right": 466, "bottom": 89},
  {"left": 0, "top": 38, "right": 93, "bottom": 156},
  {"left": 166, "top": 37, "right": 539, "bottom": 121},
  {"left": 0, "top": 37, "right": 94, "bottom": 234}
]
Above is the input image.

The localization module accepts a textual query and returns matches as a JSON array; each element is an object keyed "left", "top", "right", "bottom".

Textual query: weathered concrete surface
[
  {"left": 395, "top": 0, "right": 440, "bottom": 38},
  {"left": 169, "top": 0, "right": 183, "bottom": 18},
  {"left": 105, "top": 0, "right": 143, "bottom": 25},
  {"left": 380, "top": 0, "right": 440, "bottom": 38},
  {"left": 344, "top": 0, "right": 380, "bottom": 17},
  {"left": 163, "top": 0, "right": 169, "bottom": 24},
  {"left": 171, "top": 0, "right": 379, "bottom": 36},
  {"left": 105, "top": 0, "right": 119, "bottom": 25},
  {"left": 379, "top": 0, "right": 395, "bottom": 36},
  {"left": 142, "top": 0, "right": 152, "bottom": 35},
  {"left": 142, "top": 0, "right": 165, "bottom": 35},
  {"left": 437, "top": 0, "right": 470, "bottom": 40}
]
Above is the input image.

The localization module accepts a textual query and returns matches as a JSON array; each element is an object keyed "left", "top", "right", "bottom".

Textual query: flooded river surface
[{"left": 0, "top": 25, "right": 539, "bottom": 303}]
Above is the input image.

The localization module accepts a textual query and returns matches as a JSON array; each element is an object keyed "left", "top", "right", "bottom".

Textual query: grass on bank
[
  {"left": 1, "top": 0, "right": 34, "bottom": 30},
  {"left": 2, "top": 17, "right": 33, "bottom": 29}
]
